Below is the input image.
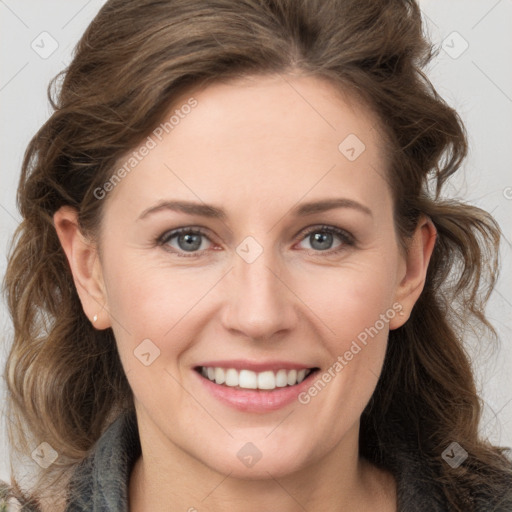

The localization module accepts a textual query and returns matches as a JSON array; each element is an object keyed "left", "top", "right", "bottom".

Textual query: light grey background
[{"left": 1, "top": 0, "right": 511, "bottom": 484}]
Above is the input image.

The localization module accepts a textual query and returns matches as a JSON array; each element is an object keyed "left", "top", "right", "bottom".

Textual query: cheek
[
  {"left": 100, "top": 250, "right": 217, "bottom": 372},
  {"left": 101, "top": 255, "right": 204, "bottom": 411},
  {"left": 298, "top": 260, "right": 398, "bottom": 346},
  {"left": 292, "top": 248, "right": 399, "bottom": 408},
  {"left": 103, "top": 248, "right": 208, "bottom": 326},
  {"left": 296, "top": 267, "right": 396, "bottom": 430}
]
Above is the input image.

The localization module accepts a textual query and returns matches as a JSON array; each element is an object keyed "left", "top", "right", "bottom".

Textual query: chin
[{"left": 194, "top": 436, "right": 314, "bottom": 480}]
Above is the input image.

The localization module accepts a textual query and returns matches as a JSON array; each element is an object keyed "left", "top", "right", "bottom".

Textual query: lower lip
[{"left": 194, "top": 370, "right": 318, "bottom": 413}]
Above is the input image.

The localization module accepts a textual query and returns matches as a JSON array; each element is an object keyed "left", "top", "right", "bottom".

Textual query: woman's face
[{"left": 73, "top": 74, "right": 431, "bottom": 478}]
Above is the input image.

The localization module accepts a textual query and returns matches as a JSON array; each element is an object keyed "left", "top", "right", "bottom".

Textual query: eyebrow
[{"left": 137, "top": 197, "right": 373, "bottom": 221}]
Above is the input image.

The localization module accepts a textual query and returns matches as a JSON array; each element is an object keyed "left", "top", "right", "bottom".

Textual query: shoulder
[
  {"left": 0, "top": 481, "right": 22, "bottom": 511},
  {"left": 0, "top": 481, "right": 37, "bottom": 512},
  {"left": 65, "top": 409, "right": 140, "bottom": 511}
]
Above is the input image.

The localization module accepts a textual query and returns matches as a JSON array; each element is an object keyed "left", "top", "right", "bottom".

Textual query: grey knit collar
[
  {"left": 64, "top": 409, "right": 452, "bottom": 511},
  {"left": 65, "top": 410, "right": 141, "bottom": 512}
]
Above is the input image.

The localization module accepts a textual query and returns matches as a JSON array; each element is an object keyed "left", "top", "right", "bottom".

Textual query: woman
[{"left": 1, "top": 0, "right": 511, "bottom": 510}]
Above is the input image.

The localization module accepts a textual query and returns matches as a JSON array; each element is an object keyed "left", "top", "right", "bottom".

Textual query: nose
[{"left": 220, "top": 247, "right": 297, "bottom": 342}]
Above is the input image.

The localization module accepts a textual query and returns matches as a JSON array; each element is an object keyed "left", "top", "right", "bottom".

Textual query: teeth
[
  {"left": 257, "top": 370, "right": 275, "bottom": 390},
  {"left": 214, "top": 367, "right": 225, "bottom": 385},
  {"left": 287, "top": 369, "right": 297, "bottom": 386},
  {"left": 239, "top": 369, "right": 257, "bottom": 389},
  {"left": 200, "top": 366, "right": 313, "bottom": 390},
  {"left": 225, "top": 368, "right": 239, "bottom": 387},
  {"left": 275, "top": 369, "right": 288, "bottom": 387}
]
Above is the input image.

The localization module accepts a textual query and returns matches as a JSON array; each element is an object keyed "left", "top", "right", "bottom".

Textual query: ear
[
  {"left": 53, "top": 206, "right": 111, "bottom": 329},
  {"left": 389, "top": 216, "right": 437, "bottom": 329}
]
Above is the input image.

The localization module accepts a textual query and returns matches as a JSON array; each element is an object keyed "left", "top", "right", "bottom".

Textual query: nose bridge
[{"left": 222, "top": 237, "right": 296, "bottom": 340}]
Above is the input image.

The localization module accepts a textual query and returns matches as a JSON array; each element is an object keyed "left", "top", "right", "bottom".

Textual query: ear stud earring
[{"left": 93, "top": 314, "right": 98, "bottom": 322}]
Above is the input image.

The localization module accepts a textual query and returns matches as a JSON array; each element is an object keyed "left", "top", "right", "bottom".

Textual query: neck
[{"left": 128, "top": 411, "right": 396, "bottom": 511}]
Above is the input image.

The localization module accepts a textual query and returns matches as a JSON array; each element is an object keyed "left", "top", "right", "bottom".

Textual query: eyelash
[{"left": 156, "top": 225, "right": 355, "bottom": 259}]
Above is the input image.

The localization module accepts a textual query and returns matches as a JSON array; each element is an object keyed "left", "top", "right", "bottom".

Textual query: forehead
[
  {"left": 171, "top": 73, "right": 385, "bottom": 160},
  {"left": 104, "top": 74, "right": 391, "bottom": 220}
]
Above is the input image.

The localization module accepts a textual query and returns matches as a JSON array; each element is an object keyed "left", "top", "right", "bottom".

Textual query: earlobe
[
  {"left": 389, "top": 216, "right": 437, "bottom": 330},
  {"left": 53, "top": 206, "right": 111, "bottom": 329}
]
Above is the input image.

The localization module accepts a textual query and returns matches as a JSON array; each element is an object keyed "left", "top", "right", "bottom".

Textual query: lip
[
  {"left": 194, "top": 359, "right": 314, "bottom": 372},
  {"left": 193, "top": 363, "right": 319, "bottom": 413}
]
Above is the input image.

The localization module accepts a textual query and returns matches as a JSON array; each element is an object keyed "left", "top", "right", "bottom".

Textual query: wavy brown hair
[{"left": 2, "top": 0, "right": 511, "bottom": 510}]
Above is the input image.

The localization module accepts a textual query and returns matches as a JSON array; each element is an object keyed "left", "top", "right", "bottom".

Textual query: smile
[
  {"left": 193, "top": 359, "right": 321, "bottom": 412},
  {"left": 197, "top": 366, "right": 317, "bottom": 390}
]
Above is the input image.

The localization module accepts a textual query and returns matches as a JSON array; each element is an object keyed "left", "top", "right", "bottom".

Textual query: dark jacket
[
  {"left": 2, "top": 410, "right": 511, "bottom": 511},
  {"left": 61, "top": 411, "right": 460, "bottom": 511}
]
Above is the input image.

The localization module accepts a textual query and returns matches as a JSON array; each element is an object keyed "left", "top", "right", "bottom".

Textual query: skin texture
[{"left": 54, "top": 74, "right": 436, "bottom": 511}]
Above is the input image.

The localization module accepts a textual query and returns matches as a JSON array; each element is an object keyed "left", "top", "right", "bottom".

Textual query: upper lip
[{"left": 195, "top": 359, "right": 318, "bottom": 372}]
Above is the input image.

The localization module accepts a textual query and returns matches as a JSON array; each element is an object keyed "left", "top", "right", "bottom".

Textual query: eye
[
  {"left": 157, "top": 227, "right": 214, "bottom": 257},
  {"left": 156, "top": 224, "right": 355, "bottom": 258},
  {"left": 296, "top": 225, "right": 355, "bottom": 254}
]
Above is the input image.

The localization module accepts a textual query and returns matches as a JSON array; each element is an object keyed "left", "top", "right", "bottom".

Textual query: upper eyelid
[
  {"left": 300, "top": 225, "right": 353, "bottom": 239},
  {"left": 159, "top": 226, "right": 215, "bottom": 243}
]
